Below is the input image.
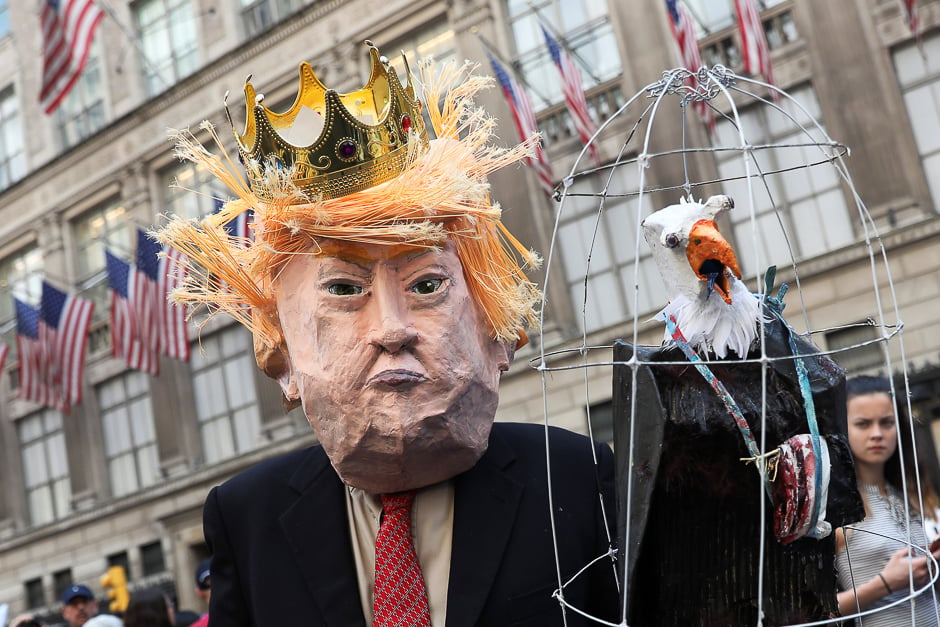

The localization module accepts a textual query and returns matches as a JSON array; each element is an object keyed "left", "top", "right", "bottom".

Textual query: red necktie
[{"left": 373, "top": 490, "right": 432, "bottom": 626}]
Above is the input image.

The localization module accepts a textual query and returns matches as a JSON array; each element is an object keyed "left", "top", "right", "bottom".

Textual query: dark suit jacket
[{"left": 203, "top": 422, "right": 619, "bottom": 626}]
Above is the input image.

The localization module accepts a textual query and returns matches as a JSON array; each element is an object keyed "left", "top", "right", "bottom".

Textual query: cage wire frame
[{"left": 531, "top": 65, "right": 940, "bottom": 626}]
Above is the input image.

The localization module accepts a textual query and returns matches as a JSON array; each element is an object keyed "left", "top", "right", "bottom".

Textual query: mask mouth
[
  {"left": 367, "top": 369, "right": 427, "bottom": 388},
  {"left": 686, "top": 219, "right": 742, "bottom": 304}
]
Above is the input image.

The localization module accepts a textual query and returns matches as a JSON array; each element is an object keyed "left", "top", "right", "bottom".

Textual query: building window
[
  {"left": 711, "top": 85, "right": 854, "bottom": 273},
  {"left": 24, "top": 577, "right": 44, "bottom": 610},
  {"left": 72, "top": 201, "right": 135, "bottom": 332},
  {"left": 826, "top": 322, "right": 884, "bottom": 374},
  {"left": 107, "top": 551, "right": 131, "bottom": 577},
  {"left": 385, "top": 20, "right": 456, "bottom": 74},
  {"left": 98, "top": 370, "right": 159, "bottom": 498},
  {"left": 703, "top": 35, "right": 741, "bottom": 70},
  {"left": 0, "top": 86, "right": 26, "bottom": 189},
  {"left": 0, "top": 1, "right": 9, "bottom": 39},
  {"left": 587, "top": 400, "right": 614, "bottom": 444},
  {"left": 163, "top": 160, "right": 225, "bottom": 220},
  {"left": 191, "top": 326, "right": 262, "bottom": 464},
  {"left": 140, "top": 540, "right": 166, "bottom": 576},
  {"left": 18, "top": 408, "right": 71, "bottom": 526},
  {"left": 0, "top": 247, "right": 43, "bottom": 374},
  {"left": 507, "top": 0, "right": 621, "bottom": 110},
  {"left": 700, "top": 3, "right": 797, "bottom": 71},
  {"left": 240, "top": 0, "right": 303, "bottom": 38},
  {"left": 683, "top": 0, "right": 788, "bottom": 34},
  {"left": 136, "top": 0, "right": 199, "bottom": 96},
  {"left": 540, "top": 85, "right": 625, "bottom": 148},
  {"left": 764, "top": 10, "right": 798, "bottom": 49},
  {"left": 382, "top": 21, "right": 457, "bottom": 134},
  {"left": 555, "top": 169, "right": 666, "bottom": 334},
  {"left": 893, "top": 32, "right": 940, "bottom": 213},
  {"left": 52, "top": 569, "right": 73, "bottom": 602},
  {"left": 56, "top": 42, "right": 106, "bottom": 148}
]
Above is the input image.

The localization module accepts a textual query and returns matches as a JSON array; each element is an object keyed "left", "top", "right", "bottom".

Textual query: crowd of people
[{"left": 7, "top": 560, "right": 210, "bottom": 627}]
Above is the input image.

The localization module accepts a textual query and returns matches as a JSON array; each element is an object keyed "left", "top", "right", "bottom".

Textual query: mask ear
[
  {"left": 254, "top": 332, "right": 302, "bottom": 410},
  {"left": 496, "top": 340, "right": 516, "bottom": 373}
]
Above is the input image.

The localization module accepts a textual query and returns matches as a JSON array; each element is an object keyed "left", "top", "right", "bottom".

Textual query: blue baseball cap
[
  {"left": 62, "top": 584, "right": 95, "bottom": 604},
  {"left": 194, "top": 558, "right": 211, "bottom": 590}
]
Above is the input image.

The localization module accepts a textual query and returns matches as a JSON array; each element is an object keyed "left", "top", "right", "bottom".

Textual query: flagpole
[
  {"left": 526, "top": 1, "right": 603, "bottom": 85},
  {"left": 95, "top": 0, "right": 171, "bottom": 90},
  {"left": 472, "top": 29, "right": 552, "bottom": 104},
  {"left": 79, "top": 269, "right": 109, "bottom": 291}
]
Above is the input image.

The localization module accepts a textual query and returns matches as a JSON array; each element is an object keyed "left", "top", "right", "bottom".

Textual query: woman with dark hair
[
  {"left": 835, "top": 375, "right": 940, "bottom": 625},
  {"left": 123, "top": 588, "right": 174, "bottom": 627},
  {"left": 10, "top": 614, "right": 44, "bottom": 627}
]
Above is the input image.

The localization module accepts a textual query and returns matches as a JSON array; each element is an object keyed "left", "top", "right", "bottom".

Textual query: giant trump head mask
[{"left": 154, "top": 43, "right": 542, "bottom": 493}]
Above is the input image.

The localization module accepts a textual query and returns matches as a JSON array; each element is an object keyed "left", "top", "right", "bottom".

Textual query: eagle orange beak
[{"left": 686, "top": 219, "right": 742, "bottom": 304}]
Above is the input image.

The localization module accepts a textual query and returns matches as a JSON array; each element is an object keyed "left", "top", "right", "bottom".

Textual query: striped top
[{"left": 836, "top": 483, "right": 939, "bottom": 626}]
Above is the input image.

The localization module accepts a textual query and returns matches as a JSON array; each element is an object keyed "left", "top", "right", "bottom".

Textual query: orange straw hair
[{"left": 152, "top": 59, "right": 543, "bottom": 350}]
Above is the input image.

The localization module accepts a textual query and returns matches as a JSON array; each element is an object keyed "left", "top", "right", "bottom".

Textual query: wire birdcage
[{"left": 535, "top": 66, "right": 940, "bottom": 626}]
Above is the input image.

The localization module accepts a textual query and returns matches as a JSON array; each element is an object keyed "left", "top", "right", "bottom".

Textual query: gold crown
[{"left": 225, "top": 41, "right": 430, "bottom": 202}]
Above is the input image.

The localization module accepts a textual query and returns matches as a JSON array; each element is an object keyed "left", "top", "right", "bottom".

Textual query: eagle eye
[{"left": 664, "top": 233, "right": 681, "bottom": 248}]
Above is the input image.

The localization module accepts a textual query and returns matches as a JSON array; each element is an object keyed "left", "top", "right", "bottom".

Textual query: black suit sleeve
[{"left": 204, "top": 485, "right": 251, "bottom": 627}]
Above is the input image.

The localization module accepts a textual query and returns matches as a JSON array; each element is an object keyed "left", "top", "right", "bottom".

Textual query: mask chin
[
  {"left": 317, "top": 394, "right": 498, "bottom": 494},
  {"left": 333, "top": 438, "right": 488, "bottom": 493}
]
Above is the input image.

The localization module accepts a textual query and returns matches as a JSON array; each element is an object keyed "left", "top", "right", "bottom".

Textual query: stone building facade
[{"left": 1, "top": 0, "right": 939, "bottom": 620}]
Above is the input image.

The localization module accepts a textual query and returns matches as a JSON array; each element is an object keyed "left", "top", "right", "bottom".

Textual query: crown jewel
[{"left": 225, "top": 42, "right": 430, "bottom": 202}]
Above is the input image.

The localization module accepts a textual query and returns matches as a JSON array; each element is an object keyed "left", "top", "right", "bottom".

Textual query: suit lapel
[
  {"left": 279, "top": 448, "right": 366, "bottom": 627},
  {"left": 446, "top": 430, "right": 524, "bottom": 627}
]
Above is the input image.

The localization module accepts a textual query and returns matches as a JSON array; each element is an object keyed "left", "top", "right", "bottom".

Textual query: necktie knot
[{"left": 380, "top": 490, "right": 416, "bottom": 515}]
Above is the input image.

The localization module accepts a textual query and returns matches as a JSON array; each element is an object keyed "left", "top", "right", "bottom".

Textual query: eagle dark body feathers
[{"left": 614, "top": 313, "right": 864, "bottom": 626}]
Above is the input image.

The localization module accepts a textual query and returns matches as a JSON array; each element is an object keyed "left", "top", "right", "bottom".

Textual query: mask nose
[{"left": 367, "top": 280, "right": 418, "bottom": 353}]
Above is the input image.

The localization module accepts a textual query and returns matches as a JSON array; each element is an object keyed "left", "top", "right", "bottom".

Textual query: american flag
[
  {"left": 666, "top": 0, "right": 714, "bottom": 128},
  {"left": 39, "top": 0, "right": 105, "bottom": 114},
  {"left": 0, "top": 341, "right": 8, "bottom": 371},
  {"left": 105, "top": 249, "right": 160, "bottom": 375},
  {"left": 15, "top": 298, "right": 56, "bottom": 408},
  {"left": 160, "top": 245, "right": 190, "bottom": 361},
  {"left": 540, "top": 24, "right": 602, "bottom": 167},
  {"left": 902, "top": 0, "right": 920, "bottom": 37},
  {"left": 735, "top": 0, "right": 777, "bottom": 93},
  {"left": 218, "top": 198, "right": 254, "bottom": 242},
  {"left": 135, "top": 230, "right": 162, "bottom": 359},
  {"left": 137, "top": 230, "right": 190, "bottom": 362},
  {"left": 39, "top": 281, "right": 94, "bottom": 412},
  {"left": 485, "top": 51, "right": 555, "bottom": 196},
  {"left": 666, "top": 0, "right": 704, "bottom": 72}
]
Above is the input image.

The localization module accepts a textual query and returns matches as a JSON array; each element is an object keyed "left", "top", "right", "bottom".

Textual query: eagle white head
[{"left": 642, "top": 195, "right": 761, "bottom": 359}]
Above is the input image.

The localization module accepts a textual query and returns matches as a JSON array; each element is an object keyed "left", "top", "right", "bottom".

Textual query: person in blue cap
[
  {"left": 189, "top": 559, "right": 210, "bottom": 627},
  {"left": 61, "top": 584, "right": 97, "bottom": 627}
]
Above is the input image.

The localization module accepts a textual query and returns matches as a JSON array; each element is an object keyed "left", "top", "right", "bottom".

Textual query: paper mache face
[
  {"left": 154, "top": 51, "right": 540, "bottom": 494},
  {"left": 273, "top": 239, "right": 513, "bottom": 494}
]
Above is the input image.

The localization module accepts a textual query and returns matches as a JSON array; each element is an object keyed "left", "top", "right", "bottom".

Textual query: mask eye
[
  {"left": 664, "top": 233, "right": 681, "bottom": 248},
  {"left": 410, "top": 278, "right": 444, "bottom": 295},
  {"left": 327, "top": 283, "right": 363, "bottom": 296}
]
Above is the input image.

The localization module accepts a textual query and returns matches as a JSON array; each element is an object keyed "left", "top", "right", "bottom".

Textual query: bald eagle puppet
[{"left": 614, "top": 195, "right": 863, "bottom": 626}]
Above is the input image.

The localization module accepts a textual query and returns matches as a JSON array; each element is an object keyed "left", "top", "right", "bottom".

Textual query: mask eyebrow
[
  {"left": 312, "top": 241, "right": 442, "bottom": 268},
  {"left": 402, "top": 260, "right": 449, "bottom": 276},
  {"left": 315, "top": 254, "right": 373, "bottom": 275}
]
